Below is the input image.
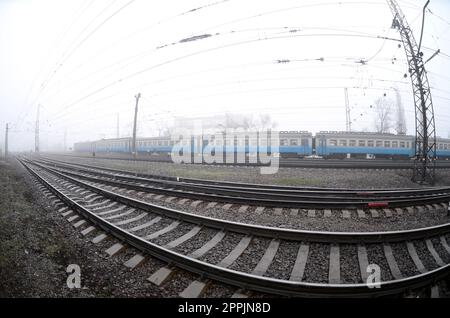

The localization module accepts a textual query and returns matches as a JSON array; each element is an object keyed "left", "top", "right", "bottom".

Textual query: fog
[{"left": 1, "top": 0, "right": 449, "bottom": 152}]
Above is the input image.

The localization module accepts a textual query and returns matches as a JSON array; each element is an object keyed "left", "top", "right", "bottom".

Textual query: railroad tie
[
  {"left": 406, "top": 242, "right": 427, "bottom": 274},
  {"left": 190, "top": 200, "right": 203, "bottom": 208},
  {"left": 395, "top": 208, "right": 404, "bottom": 216},
  {"left": 383, "top": 209, "right": 393, "bottom": 218},
  {"left": 61, "top": 210, "right": 73, "bottom": 217},
  {"left": 148, "top": 267, "right": 176, "bottom": 286},
  {"left": 357, "top": 209, "right": 366, "bottom": 218},
  {"left": 124, "top": 254, "right": 145, "bottom": 269},
  {"left": 425, "top": 240, "right": 445, "bottom": 267},
  {"left": 103, "top": 209, "right": 135, "bottom": 221},
  {"left": 430, "top": 285, "right": 440, "bottom": 298},
  {"left": 342, "top": 210, "right": 351, "bottom": 219},
  {"left": 231, "top": 290, "right": 250, "bottom": 298},
  {"left": 383, "top": 244, "right": 403, "bottom": 280},
  {"left": 58, "top": 207, "right": 69, "bottom": 213},
  {"left": 274, "top": 208, "right": 283, "bottom": 216},
  {"left": 81, "top": 226, "right": 96, "bottom": 236},
  {"left": 164, "top": 226, "right": 202, "bottom": 249},
  {"left": 238, "top": 205, "right": 249, "bottom": 213},
  {"left": 328, "top": 245, "right": 340, "bottom": 284},
  {"left": 73, "top": 220, "right": 86, "bottom": 228},
  {"left": 92, "top": 233, "right": 108, "bottom": 244},
  {"left": 255, "top": 207, "right": 265, "bottom": 215},
  {"left": 145, "top": 221, "right": 180, "bottom": 240},
  {"left": 357, "top": 245, "right": 370, "bottom": 283},
  {"left": 188, "top": 231, "right": 226, "bottom": 259},
  {"left": 105, "top": 243, "right": 125, "bottom": 257},
  {"left": 251, "top": 239, "right": 280, "bottom": 276},
  {"left": 179, "top": 280, "right": 209, "bottom": 298},
  {"left": 206, "top": 202, "right": 218, "bottom": 209},
  {"left": 440, "top": 236, "right": 450, "bottom": 255},
  {"left": 290, "top": 244, "right": 309, "bottom": 282},
  {"left": 127, "top": 217, "right": 162, "bottom": 233},
  {"left": 406, "top": 207, "right": 415, "bottom": 214},
  {"left": 217, "top": 236, "right": 252, "bottom": 268},
  {"left": 290, "top": 209, "right": 299, "bottom": 216},
  {"left": 177, "top": 198, "right": 190, "bottom": 205},
  {"left": 370, "top": 209, "right": 380, "bottom": 218},
  {"left": 165, "top": 197, "right": 176, "bottom": 203},
  {"left": 324, "top": 209, "right": 332, "bottom": 218},
  {"left": 307, "top": 210, "right": 316, "bottom": 218},
  {"left": 113, "top": 213, "right": 147, "bottom": 226},
  {"left": 97, "top": 206, "right": 127, "bottom": 216},
  {"left": 416, "top": 206, "right": 426, "bottom": 213},
  {"left": 67, "top": 215, "right": 79, "bottom": 222},
  {"left": 222, "top": 204, "right": 233, "bottom": 211}
]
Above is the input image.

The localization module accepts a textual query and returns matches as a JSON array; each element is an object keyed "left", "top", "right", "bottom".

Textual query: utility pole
[
  {"left": 116, "top": 113, "right": 120, "bottom": 138},
  {"left": 344, "top": 88, "right": 351, "bottom": 132},
  {"left": 4, "top": 123, "right": 9, "bottom": 159},
  {"left": 387, "top": 0, "right": 436, "bottom": 184},
  {"left": 35, "top": 104, "right": 40, "bottom": 153},
  {"left": 131, "top": 93, "right": 141, "bottom": 158}
]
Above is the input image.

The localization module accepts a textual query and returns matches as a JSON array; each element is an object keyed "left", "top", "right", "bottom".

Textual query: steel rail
[{"left": 18, "top": 157, "right": 450, "bottom": 297}]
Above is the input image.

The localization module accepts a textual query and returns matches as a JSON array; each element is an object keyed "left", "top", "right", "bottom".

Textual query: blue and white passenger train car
[
  {"left": 315, "top": 131, "right": 415, "bottom": 159},
  {"left": 74, "top": 131, "right": 450, "bottom": 159}
]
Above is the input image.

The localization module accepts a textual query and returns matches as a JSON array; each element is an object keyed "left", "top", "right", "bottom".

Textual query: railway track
[
  {"left": 44, "top": 153, "right": 450, "bottom": 169},
  {"left": 33, "top": 157, "right": 450, "bottom": 210},
  {"left": 19, "top": 157, "right": 450, "bottom": 297}
]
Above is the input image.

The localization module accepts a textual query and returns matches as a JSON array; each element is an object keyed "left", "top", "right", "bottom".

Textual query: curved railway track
[
  {"left": 44, "top": 153, "right": 450, "bottom": 169},
  {"left": 34, "top": 157, "right": 450, "bottom": 210},
  {"left": 19, "top": 157, "right": 450, "bottom": 297}
]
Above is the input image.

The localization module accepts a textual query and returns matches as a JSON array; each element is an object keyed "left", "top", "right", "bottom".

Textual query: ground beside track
[{"left": 0, "top": 159, "right": 166, "bottom": 297}]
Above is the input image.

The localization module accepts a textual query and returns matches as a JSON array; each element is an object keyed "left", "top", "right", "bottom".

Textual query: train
[{"left": 73, "top": 131, "right": 450, "bottom": 159}]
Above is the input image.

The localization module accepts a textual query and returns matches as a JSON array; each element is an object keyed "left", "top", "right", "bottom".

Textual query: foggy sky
[{"left": 1, "top": 0, "right": 449, "bottom": 152}]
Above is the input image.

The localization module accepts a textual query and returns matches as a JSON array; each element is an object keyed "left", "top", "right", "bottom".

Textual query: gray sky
[{"left": 1, "top": 0, "right": 449, "bottom": 151}]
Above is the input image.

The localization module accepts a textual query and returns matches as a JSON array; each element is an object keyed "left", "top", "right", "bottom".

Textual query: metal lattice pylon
[{"left": 387, "top": 0, "right": 436, "bottom": 184}]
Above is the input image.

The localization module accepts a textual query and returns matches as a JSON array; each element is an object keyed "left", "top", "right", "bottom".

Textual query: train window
[
  {"left": 392, "top": 141, "right": 398, "bottom": 148},
  {"left": 445, "top": 144, "right": 449, "bottom": 150},
  {"left": 329, "top": 139, "right": 337, "bottom": 146},
  {"left": 358, "top": 140, "right": 365, "bottom": 147},
  {"left": 367, "top": 140, "right": 374, "bottom": 147},
  {"left": 400, "top": 141, "right": 405, "bottom": 148},
  {"left": 290, "top": 139, "right": 298, "bottom": 146},
  {"left": 439, "top": 144, "right": 443, "bottom": 150},
  {"left": 384, "top": 141, "right": 391, "bottom": 148},
  {"left": 301, "top": 138, "right": 308, "bottom": 146},
  {"left": 376, "top": 140, "right": 383, "bottom": 147},
  {"left": 349, "top": 140, "right": 356, "bottom": 147},
  {"left": 280, "top": 139, "right": 288, "bottom": 146},
  {"left": 406, "top": 142, "right": 410, "bottom": 148},
  {"left": 339, "top": 139, "right": 347, "bottom": 146}
]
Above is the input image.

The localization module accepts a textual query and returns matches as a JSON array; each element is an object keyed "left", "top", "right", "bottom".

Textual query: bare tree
[{"left": 373, "top": 97, "right": 394, "bottom": 133}]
